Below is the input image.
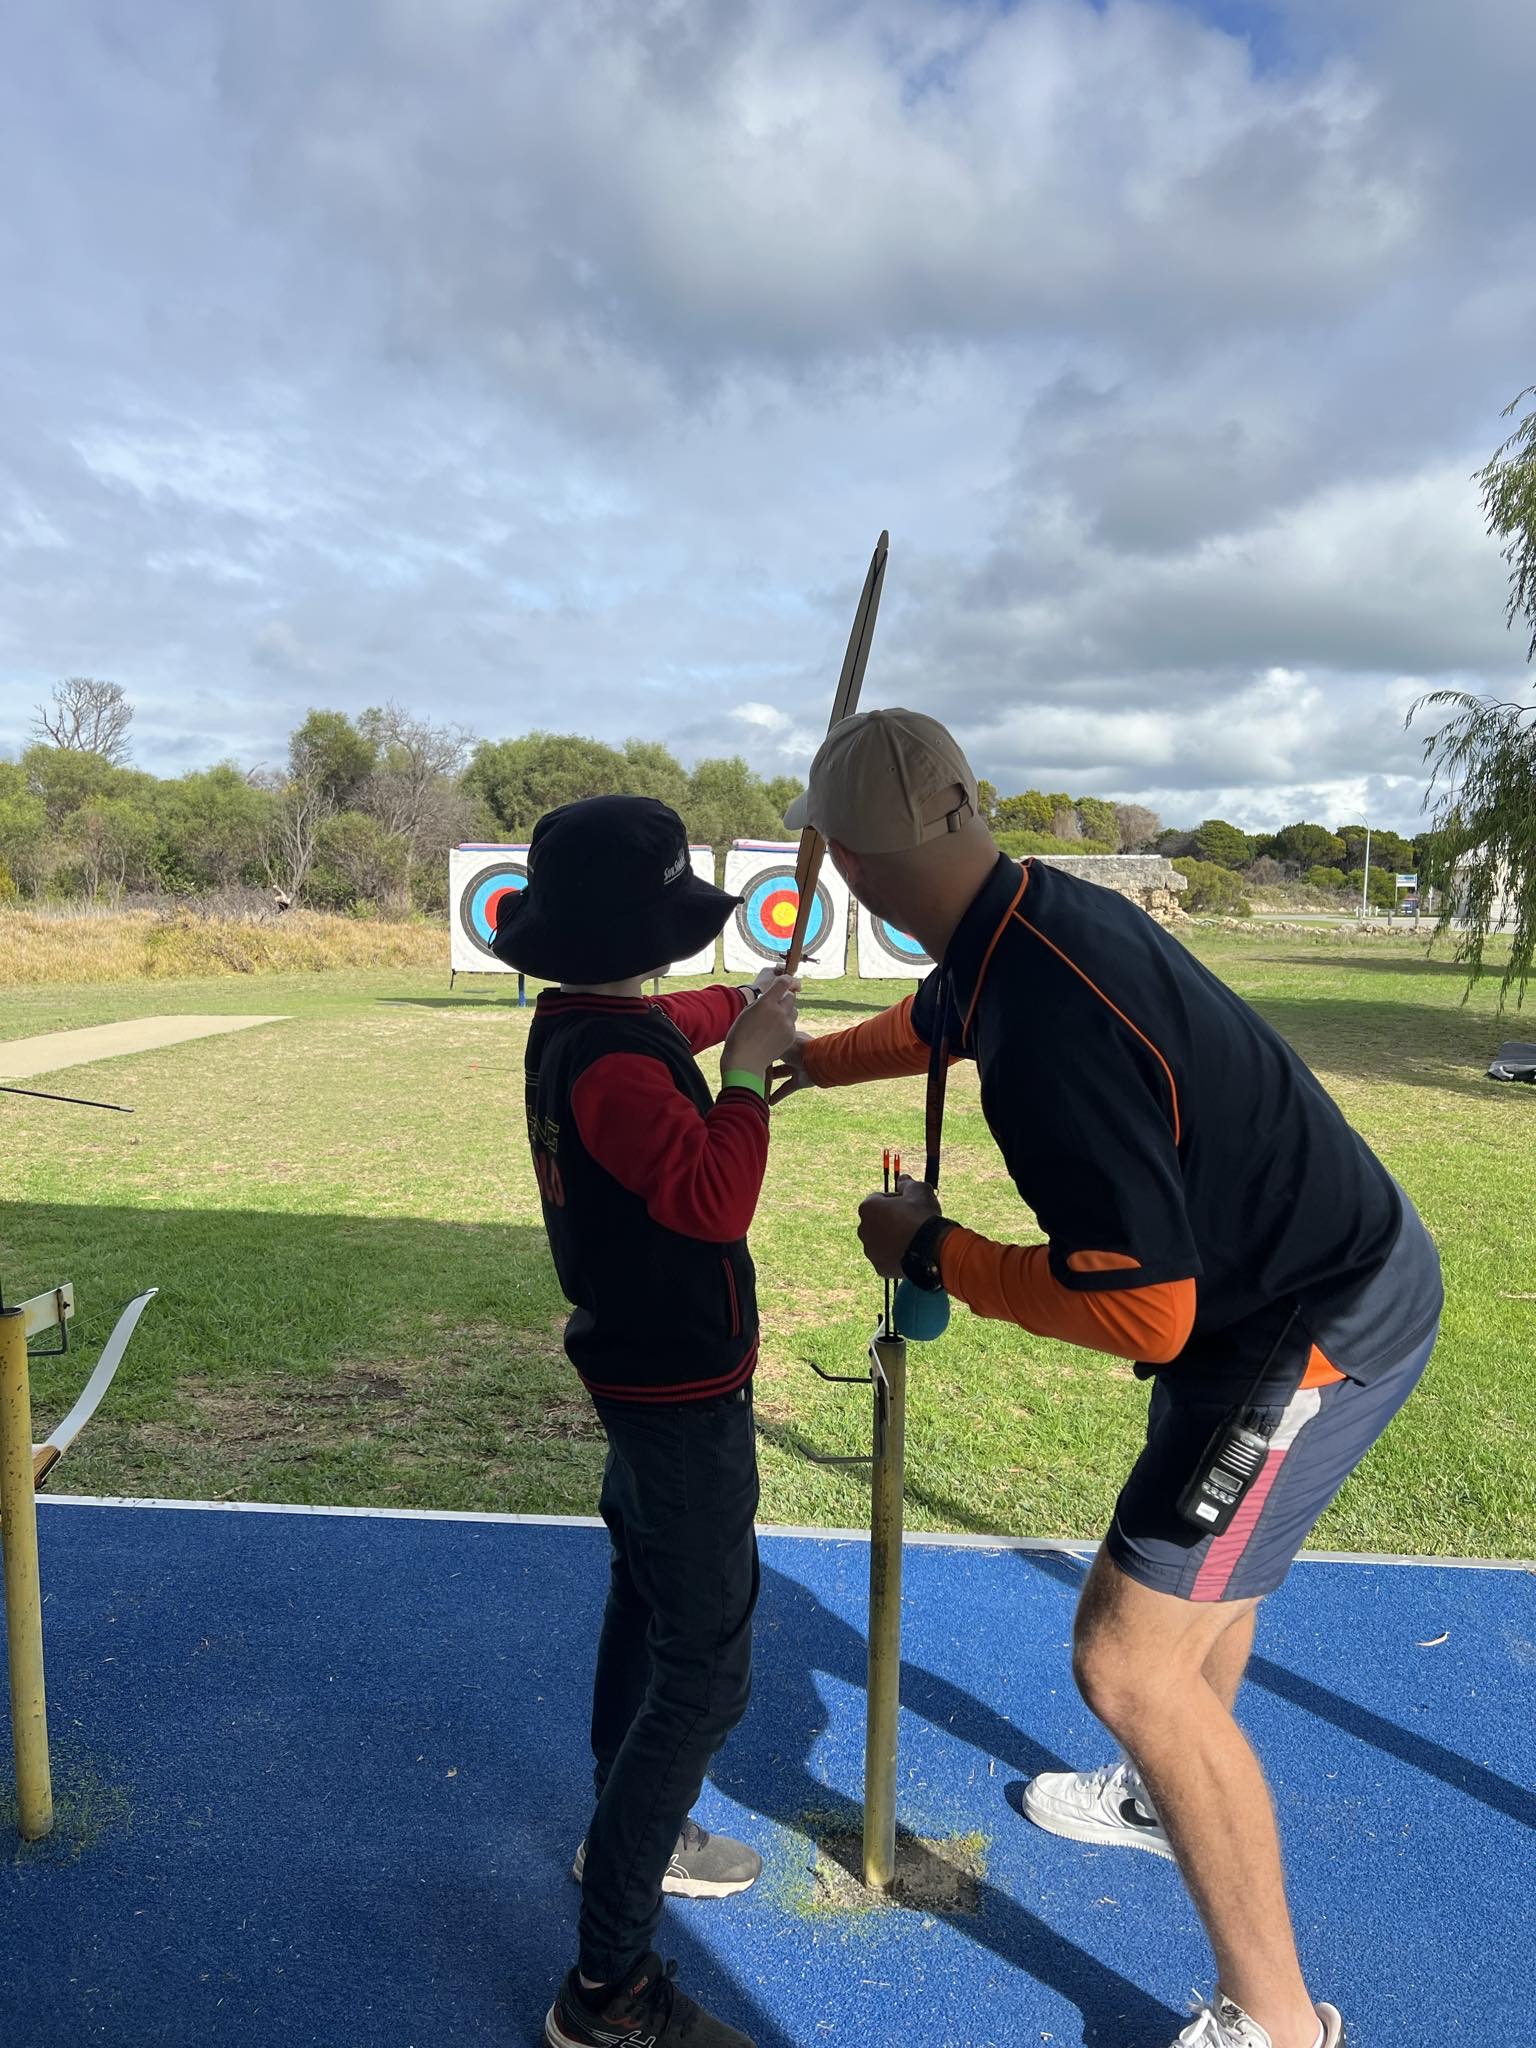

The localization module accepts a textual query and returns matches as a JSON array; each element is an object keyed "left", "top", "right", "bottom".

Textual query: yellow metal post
[
  {"left": 863, "top": 1331, "right": 906, "bottom": 1891},
  {"left": 1, "top": 1306, "right": 53, "bottom": 1839}
]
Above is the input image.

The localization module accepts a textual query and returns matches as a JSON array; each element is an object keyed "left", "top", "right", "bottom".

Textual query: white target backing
[
  {"left": 449, "top": 845, "right": 530, "bottom": 974},
  {"left": 662, "top": 848, "right": 722, "bottom": 977},
  {"left": 722, "top": 842, "right": 850, "bottom": 979},
  {"left": 855, "top": 903, "right": 935, "bottom": 978}
]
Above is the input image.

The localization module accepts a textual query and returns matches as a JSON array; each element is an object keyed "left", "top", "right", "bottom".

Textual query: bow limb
[
  {"left": 32, "top": 1287, "right": 158, "bottom": 1486},
  {"left": 785, "top": 529, "right": 889, "bottom": 972}
]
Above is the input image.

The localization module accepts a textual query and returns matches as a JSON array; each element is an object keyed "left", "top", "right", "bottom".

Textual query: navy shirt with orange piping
[
  {"left": 525, "top": 984, "right": 768, "bottom": 1403},
  {"left": 803, "top": 855, "right": 1442, "bottom": 1382}
]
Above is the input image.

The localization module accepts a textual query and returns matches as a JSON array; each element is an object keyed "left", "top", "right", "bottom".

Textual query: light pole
[{"left": 1359, "top": 820, "right": 1372, "bottom": 921}]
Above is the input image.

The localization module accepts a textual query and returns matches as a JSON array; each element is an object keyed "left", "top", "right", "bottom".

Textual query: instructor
[{"left": 772, "top": 709, "right": 1441, "bottom": 2048}]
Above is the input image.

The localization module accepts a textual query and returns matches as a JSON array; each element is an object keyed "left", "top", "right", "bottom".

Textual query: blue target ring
[
  {"left": 870, "top": 917, "right": 932, "bottom": 968},
  {"left": 459, "top": 859, "right": 529, "bottom": 960},
  {"left": 737, "top": 865, "right": 832, "bottom": 963}
]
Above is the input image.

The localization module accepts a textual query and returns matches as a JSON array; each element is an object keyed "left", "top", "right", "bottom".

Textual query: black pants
[{"left": 579, "top": 1385, "right": 760, "bottom": 1984}]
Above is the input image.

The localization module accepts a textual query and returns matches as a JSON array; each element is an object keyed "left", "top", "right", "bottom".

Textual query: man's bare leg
[
  {"left": 1073, "top": 1552, "right": 1320, "bottom": 2048},
  {"left": 1201, "top": 1602, "right": 1256, "bottom": 1712}
]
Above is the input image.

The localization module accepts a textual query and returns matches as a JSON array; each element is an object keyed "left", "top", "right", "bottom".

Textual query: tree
[
  {"left": 1412, "top": 690, "right": 1535, "bottom": 991},
  {"left": 1304, "top": 866, "right": 1349, "bottom": 892},
  {"left": 1270, "top": 822, "right": 1346, "bottom": 873},
  {"left": 288, "top": 709, "right": 378, "bottom": 813},
  {"left": 21, "top": 742, "right": 124, "bottom": 828},
  {"left": 620, "top": 738, "right": 690, "bottom": 814},
  {"left": 995, "top": 828, "right": 1118, "bottom": 857},
  {"left": 1476, "top": 385, "right": 1536, "bottom": 661},
  {"left": 63, "top": 797, "right": 157, "bottom": 901},
  {"left": 1191, "top": 819, "right": 1256, "bottom": 870},
  {"left": 32, "top": 678, "right": 133, "bottom": 762},
  {"left": 358, "top": 703, "right": 478, "bottom": 892},
  {"left": 1114, "top": 803, "right": 1161, "bottom": 853},
  {"left": 1153, "top": 827, "right": 1195, "bottom": 859},
  {"left": 761, "top": 776, "right": 805, "bottom": 832},
  {"left": 0, "top": 763, "right": 49, "bottom": 896},
  {"left": 152, "top": 766, "right": 276, "bottom": 893},
  {"left": 1244, "top": 856, "right": 1287, "bottom": 890},
  {"left": 1172, "top": 858, "right": 1251, "bottom": 916},
  {"left": 310, "top": 811, "right": 410, "bottom": 911},
  {"left": 1074, "top": 795, "right": 1119, "bottom": 846},
  {"left": 255, "top": 769, "right": 328, "bottom": 901},
  {"left": 1336, "top": 824, "right": 1414, "bottom": 875},
  {"left": 464, "top": 732, "right": 633, "bottom": 835},
  {"left": 975, "top": 779, "right": 998, "bottom": 824},
  {"left": 1408, "top": 388, "right": 1536, "bottom": 996},
  {"left": 1345, "top": 866, "right": 1396, "bottom": 912},
  {"left": 993, "top": 790, "right": 1055, "bottom": 834},
  {"left": 683, "top": 757, "right": 787, "bottom": 847}
]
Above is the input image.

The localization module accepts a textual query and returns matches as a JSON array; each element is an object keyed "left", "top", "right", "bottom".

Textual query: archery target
[
  {"left": 722, "top": 843, "right": 850, "bottom": 979},
  {"left": 662, "top": 848, "right": 721, "bottom": 977},
  {"left": 449, "top": 845, "right": 530, "bottom": 973},
  {"left": 856, "top": 904, "right": 935, "bottom": 978}
]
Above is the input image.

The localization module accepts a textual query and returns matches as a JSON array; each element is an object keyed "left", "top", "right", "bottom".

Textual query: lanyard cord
[
  {"left": 923, "top": 971, "right": 952, "bottom": 1192},
  {"left": 921, "top": 967, "right": 1304, "bottom": 1407}
]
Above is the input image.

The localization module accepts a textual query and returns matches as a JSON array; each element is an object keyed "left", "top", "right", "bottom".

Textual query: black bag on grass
[{"left": 1486, "top": 1042, "right": 1536, "bottom": 1083}]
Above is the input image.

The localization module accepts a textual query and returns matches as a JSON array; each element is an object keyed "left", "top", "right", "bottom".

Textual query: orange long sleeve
[
  {"left": 939, "top": 1227, "right": 1196, "bottom": 1364},
  {"left": 800, "top": 995, "right": 932, "bottom": 1087}
]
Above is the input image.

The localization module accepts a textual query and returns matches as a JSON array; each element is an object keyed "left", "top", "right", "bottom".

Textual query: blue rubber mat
[{"left": 3, "top": 1502, "right": 1532, "bottom": 2046}]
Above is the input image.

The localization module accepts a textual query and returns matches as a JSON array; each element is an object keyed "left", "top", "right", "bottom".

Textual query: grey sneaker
[
  {"left": 572, "top": 1819, "right": 762, "bottom": 1900},
  {"left": 1021, "top": 1759, "right": 1175, "bottom": 1861},
  {"left": 1172, "top": 1992, "right": 1344, "bottom": 2047}
]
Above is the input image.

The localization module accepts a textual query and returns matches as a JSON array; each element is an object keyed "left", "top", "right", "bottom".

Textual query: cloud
[{"left": 1, "top": 0, "right": 1533, "bottom": 837}]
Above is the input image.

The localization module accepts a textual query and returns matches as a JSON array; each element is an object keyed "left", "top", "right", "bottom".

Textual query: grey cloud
[{"left": 1, "top": 0, "right": 1532, "bottom": 848}]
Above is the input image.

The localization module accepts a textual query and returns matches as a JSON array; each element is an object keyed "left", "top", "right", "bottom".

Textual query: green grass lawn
[{"left": 3, "top": 931, "right": 1533, "bottom": 1555}]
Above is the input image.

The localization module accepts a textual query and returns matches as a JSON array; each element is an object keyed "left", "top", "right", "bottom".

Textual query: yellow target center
[{"left": 769, "top": 902, "right": 796, "bottom": 929}]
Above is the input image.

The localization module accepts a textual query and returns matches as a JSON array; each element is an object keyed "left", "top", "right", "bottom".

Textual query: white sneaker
[
  {"left": 1174, "top": 1992, "right": 1344, "bottom": 2048},
  {"left": 1021, "top": 1759, "right": 1175, "bottom": 1861}
]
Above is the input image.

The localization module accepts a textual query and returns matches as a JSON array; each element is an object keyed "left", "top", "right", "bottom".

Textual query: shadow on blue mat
[
  {"left": 716, "top": 1565, "right": 1182, "bottom": 2043},
  {"left": 1015, "top": 1548, "right": 1536, "bottom": 1832}
]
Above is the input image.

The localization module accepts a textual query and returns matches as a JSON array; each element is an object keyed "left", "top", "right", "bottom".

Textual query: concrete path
[{"left": 0, "top": 1014, "right": 289, "bottom": 1079}]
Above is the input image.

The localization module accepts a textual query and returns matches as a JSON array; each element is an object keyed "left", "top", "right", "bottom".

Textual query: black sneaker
[
  {"left": 544, "top": 1954, "right": 755, "bottom": 2048},
  {"left": 571, "top": 1821, "right": 762, "bottom": 1899}
]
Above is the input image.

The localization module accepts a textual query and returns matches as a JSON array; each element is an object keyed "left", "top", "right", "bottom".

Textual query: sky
[{"left": 2, "top": 0, "right": 1533, "bottom": 835}]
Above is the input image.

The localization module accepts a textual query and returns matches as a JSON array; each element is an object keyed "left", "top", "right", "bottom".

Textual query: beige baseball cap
[{"left": 783, "top": 707, "right": 980, "bottom": 854}]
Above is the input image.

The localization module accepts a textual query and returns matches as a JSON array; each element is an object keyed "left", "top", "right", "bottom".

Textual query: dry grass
[{"left": 0, "top": 908, "right": 444, "bottom": 987}]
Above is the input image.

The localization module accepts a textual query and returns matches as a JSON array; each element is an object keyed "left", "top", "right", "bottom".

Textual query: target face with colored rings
[
  {"left": 736, "top": 865, "right": 833, "bottom": 962},
  {"left": 869, "top": 916, "right": 932, "bottom": 969},
  {"left": 458, "top": 860, "right": 529, "bottom": 959}
]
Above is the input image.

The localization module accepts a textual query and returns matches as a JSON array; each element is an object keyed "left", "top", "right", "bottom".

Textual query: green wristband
[{"left": 721, "top": 1069, "right": 767, "bottom": 1099}]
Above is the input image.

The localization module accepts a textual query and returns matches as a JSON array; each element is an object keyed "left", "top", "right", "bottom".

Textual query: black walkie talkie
[
  {"left": 1176, "top": 1407, "right": 1275, "bottom": 1536},
  {"left": 1176, "top": 1306, "right": 1302, "bottom": 1538}
]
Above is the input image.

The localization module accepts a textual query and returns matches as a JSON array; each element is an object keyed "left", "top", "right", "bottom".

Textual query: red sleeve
[
  {"left": 571, "top": 1051, "right": 769, "bottom": 1242},
  {"left": 800, "top": 995, "right": 933, "bottom": 1087},
  {"left": 649, "top": 985, "right": 748, "bottom": 1053},
  {"left": 939, "top": 1229, "right": 1196, "bottom": 1365}
]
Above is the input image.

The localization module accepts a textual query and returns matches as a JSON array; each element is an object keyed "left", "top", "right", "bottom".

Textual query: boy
[{"left": 491, "top": 794, "right": 798, "bottom": 2048}]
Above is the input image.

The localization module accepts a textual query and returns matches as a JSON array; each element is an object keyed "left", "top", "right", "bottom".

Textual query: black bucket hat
[{"left": 488, "top": 795, "right": 740, "bottom": 984}]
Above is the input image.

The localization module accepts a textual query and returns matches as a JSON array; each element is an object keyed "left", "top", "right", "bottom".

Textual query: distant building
[{"left": 1449, "top": 856, "right": 1516, "bottom": 927}]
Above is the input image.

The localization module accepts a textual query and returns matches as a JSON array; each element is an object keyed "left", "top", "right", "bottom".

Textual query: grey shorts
[{"left": 1103, "top": 1321, "right": 1437, "bottom": 1603}]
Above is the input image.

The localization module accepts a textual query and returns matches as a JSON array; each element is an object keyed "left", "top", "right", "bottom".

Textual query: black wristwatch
[{"left": 901, "top": 1214, "right": 956, "bottom": 1293}]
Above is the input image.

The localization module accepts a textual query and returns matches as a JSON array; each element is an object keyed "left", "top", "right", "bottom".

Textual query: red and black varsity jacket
[{"left": 524, "top": 986, "right": 769, "bottom": 1402}]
